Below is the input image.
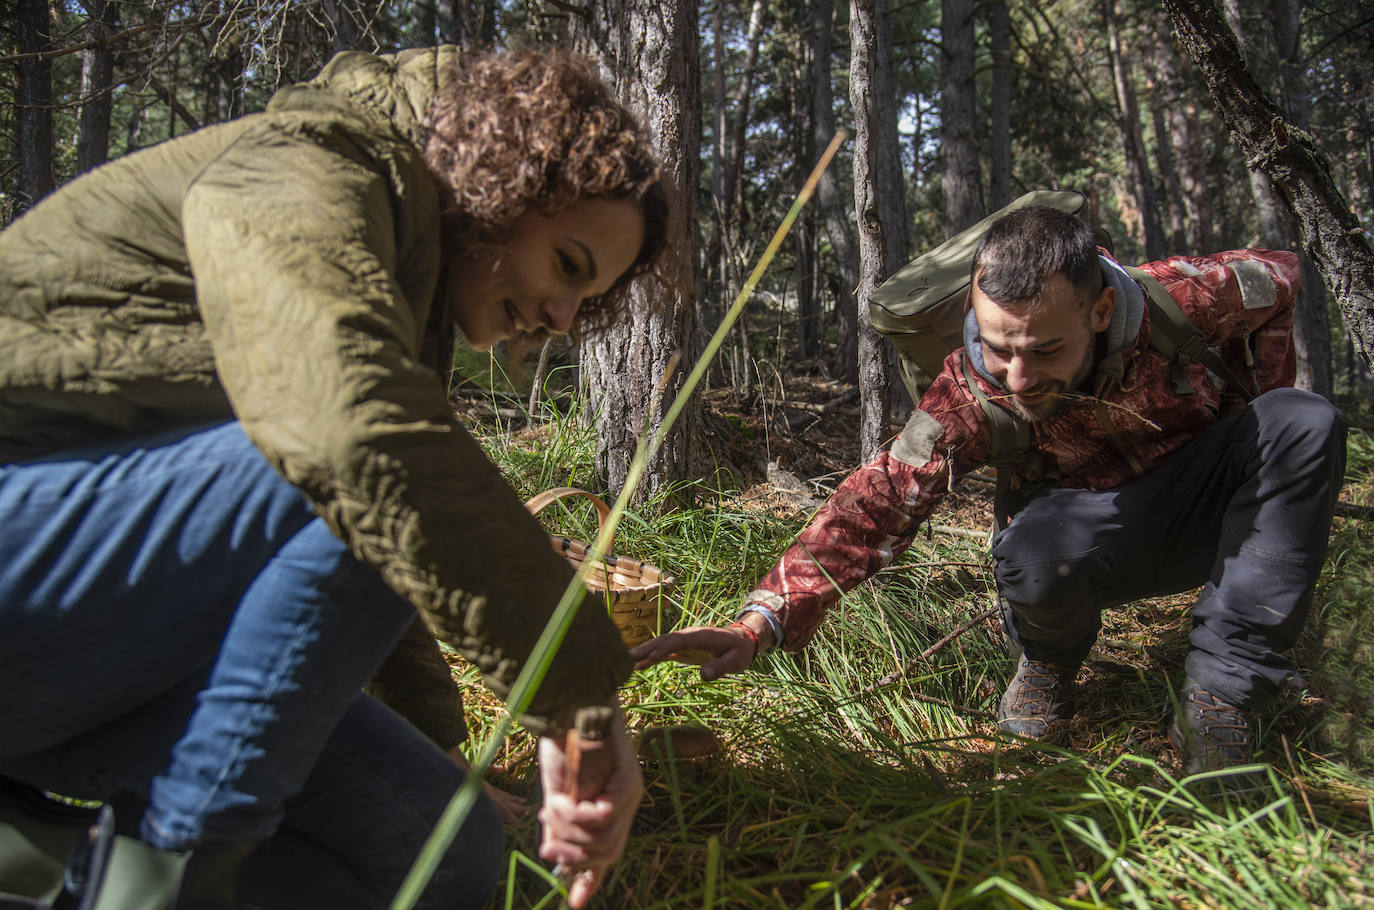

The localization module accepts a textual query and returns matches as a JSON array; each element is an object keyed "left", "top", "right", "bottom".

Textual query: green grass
[{"left": 450, "top": 379, "right": 1374, "bottom": 908}]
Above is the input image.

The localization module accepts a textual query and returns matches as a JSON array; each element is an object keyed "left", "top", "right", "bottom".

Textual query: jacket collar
[{"left": 265, "top": 46, "right": 462, "bottom": 148}]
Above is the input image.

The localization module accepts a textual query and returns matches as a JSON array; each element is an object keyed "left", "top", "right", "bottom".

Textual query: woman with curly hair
[{"left": 0, "top": 46, "right": 665, "bottom": 909}]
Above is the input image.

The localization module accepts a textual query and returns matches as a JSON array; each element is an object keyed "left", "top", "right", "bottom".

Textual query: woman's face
[{"left": 447, "top": 196, "right": 647, "bottom": 351}]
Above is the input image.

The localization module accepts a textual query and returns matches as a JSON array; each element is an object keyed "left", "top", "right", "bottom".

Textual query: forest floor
[{"left": 446, "top": 343, "right": 1374, "bottom": 908}]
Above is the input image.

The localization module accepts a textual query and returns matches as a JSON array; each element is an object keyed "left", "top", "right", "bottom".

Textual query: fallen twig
[
  {"left": 782, "top": 388, "right": 859, "bottom": 414},
  {"left": 875, "top": 560, "right": 990, "bottom": 575},
  {"left": 863, "top": 606, "right": 1000, "bottom": 693},
  {"left": 930, "top": 524, "right": 992, "bottom": 542}
]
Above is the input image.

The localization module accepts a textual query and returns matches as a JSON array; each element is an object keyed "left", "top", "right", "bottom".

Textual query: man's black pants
[{"left": 991, "top": 388, "right": 1346, "bottom": 711}]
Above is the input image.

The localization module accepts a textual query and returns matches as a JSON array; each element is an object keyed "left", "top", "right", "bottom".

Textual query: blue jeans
[
  {"left": 0, "top": 421, "right": 502, "bottom": 909},
  {"left": 993, "top": 388, "right": 1346, "bottom": 710}
]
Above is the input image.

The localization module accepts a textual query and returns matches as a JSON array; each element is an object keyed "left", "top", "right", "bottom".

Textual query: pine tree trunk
[
  {"left": 1154, "top": 38, "right": 1215, "bottom": 253},
  {"left": 412, "top": 0, "right": 437, "bottom": 43},
  {"left": 812, "top": 0, "right": 860, "bottom": 384},
  {"left": 1102, "top": 0, "right": 1165, "bottom": 260},
  {"left": 704, "top": 0, "right": 727, "bottom": 333},
  {"left": 1225, "top": 0, "right": 1332, "bottom": 397},
  {"left": 1163, "top": 0, "right": 1374, "bottom": 370},
  {"left": 940, "top": 0, "right": 983, "bottom": 234},
  {"left": 17, "top": 0, "right": 55, "bottom": 209},
  {"left": 573, "top": 0, "right": 703, "bottom": 502},
  {"left": 794, "top": 34, "right": 819, "bottom": 360},
  {"left": 987, "top": 0, "right": 1012, "bottom": 211},
  {"left": 76, "top": 0, "right": 118, "bottom": 174},
  {"left": 1144, "top": 31, "right": 1187, "bottom": 252},
  {"left": 851, "top": 0, "right": 906, "bottom": 461}
]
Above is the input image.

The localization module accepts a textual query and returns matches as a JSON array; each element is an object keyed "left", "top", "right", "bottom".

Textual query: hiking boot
[
  {"left": 1169, "top": 678, "right": 1254, "bottom": 776},
  {"left": 998, "top": 654, "right": 1078, "bottom": 740}
]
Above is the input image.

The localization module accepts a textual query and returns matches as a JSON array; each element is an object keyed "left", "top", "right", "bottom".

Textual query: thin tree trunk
[
  {"left": 705, "top": 0, "right": 726, "bottom": 330},
  {"left": 436, "top": 0, "right": 463, "bottom": 43},
  {"left": 412, "top": 0, "right": 437, "bottom": 43},
  {"left": 725, "top": 0, "right": 766, "bottom": 230},
  {"left": 1102, "top": 0, "right": 1165, "bottom": 260},
  {"left": 1145, "top": 32, "right": 1187, "bottom": 252},
  {"left": 77, "top": 0, "right": 119, "bottom": 174},
  {"left": 1155, "top": 37, "right": 1215, "bottom": 252},
  {"left": 1163, "top": 0, "right": 1374, "bottom": 370},
  {"left": 812, "top": 0, "right": 860, "bottom": 383},
  {"left": 721, "top": 0, "right": 764, "bottom": 395},
  {"left": 325, "top": 0, "right": 377, "bottom": 53},
  {"left": 851, "top": 0, "right": 906, "bottom": 460},
  {"left": 987, "top": 0, "right": 1012, "bottom": 211},
  {"left": 573, "top": 0, "right": 703, "bottom": 502},
  {"left": 794, "top": 35, "right": 819, "bottom": 360},
  {"left": 1269, "top": 0, "right": 1332, "bottom": 399},
  {"left": 940, "top": 0, "right": 983, "bottom": 234},
  {"left": 17, "top": 0, "right": 55, "bottom": 208},
  {"left": 1225, "top": 0, "right": 1332, "bottom": 397}
]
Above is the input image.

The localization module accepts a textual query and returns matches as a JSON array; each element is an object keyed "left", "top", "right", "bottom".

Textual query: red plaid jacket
[{"left": 748, "top": 249, "right": 1300, "bottom": 650}]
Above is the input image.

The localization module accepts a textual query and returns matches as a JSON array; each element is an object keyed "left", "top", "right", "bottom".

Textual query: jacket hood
[
  {"left": 266, "top": 46, "right": 462, "bottom": 148},
  {"left": 963, "top": 253, "right": 1145, "bottom": 389}
]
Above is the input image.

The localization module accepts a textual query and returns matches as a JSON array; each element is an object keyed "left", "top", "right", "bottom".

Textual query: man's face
[{"left": 970, "top": 271, "right": 1115, "bottom": 422}]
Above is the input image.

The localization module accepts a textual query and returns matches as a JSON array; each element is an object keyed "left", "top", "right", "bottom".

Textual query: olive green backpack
[{"left": 869, "top": 189, "right": 1252, "bottom": 528}]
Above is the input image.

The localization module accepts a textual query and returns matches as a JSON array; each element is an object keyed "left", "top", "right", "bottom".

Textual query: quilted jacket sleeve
[{"left": 182, "top": 116, "right": 629, "bottom": 737}]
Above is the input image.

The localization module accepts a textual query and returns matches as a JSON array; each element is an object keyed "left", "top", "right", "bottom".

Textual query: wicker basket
[{"left": 525, "top": 487, "right": 676, "bottom": 649}]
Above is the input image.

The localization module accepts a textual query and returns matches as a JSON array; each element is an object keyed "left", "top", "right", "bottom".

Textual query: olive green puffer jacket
[{"left": 0, "top": 46, "right": 630, "bottom": 737}]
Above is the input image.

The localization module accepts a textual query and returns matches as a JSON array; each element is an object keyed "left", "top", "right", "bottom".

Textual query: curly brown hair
[{"left": 423, "top": 48, "right": 668, "bottom": 334}]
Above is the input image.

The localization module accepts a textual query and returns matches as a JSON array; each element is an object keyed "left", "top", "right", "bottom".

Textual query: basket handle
[{"left": 524, "top": 487, "right": 612, "bottom": 539}]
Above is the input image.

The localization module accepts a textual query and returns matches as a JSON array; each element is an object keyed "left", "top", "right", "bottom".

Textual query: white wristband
[{"left": 735, "top": 603, "right": 783, "bottom": 653}]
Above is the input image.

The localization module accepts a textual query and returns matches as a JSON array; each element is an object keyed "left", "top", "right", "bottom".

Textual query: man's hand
[
  {"left": 629, "top": 615, "right": 770, "bottom": 682},
  {"left": 537, "top": 706, "right": 643, "bottom": 909}
]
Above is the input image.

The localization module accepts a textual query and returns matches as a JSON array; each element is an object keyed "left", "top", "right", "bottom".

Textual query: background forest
[{"left": 5, "top": 1, "right": 1374, "bottom": 907}]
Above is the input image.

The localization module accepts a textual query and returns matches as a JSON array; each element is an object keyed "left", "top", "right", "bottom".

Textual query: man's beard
[{"left": 1007, "top": 340, "right": 1096, "bottom": 423}]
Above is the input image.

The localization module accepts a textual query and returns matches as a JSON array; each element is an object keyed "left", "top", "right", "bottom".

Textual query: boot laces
[{"left": 1189, "top": 690, "right": 1250, "bottom": 751}]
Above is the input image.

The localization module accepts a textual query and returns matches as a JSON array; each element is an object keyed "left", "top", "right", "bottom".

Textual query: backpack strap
[
  {"left": 1124, "top": 265, "right": 1256, "bottom": 401},
  {"left": 962, "top": 356, "right": 1032, "bottom": 532}
]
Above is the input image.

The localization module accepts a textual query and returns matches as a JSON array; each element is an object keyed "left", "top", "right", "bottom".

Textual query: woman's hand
[
  {"left": 537, "top": 706, "right": 643, "bottom": 909},
  {"left": 628, "top": 618, "right": 768, "bottom": 682}
]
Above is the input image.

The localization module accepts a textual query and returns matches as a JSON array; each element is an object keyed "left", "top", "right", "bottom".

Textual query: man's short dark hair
[{"left": 970, "top": 206, "right": 1102, "bottom": 307}]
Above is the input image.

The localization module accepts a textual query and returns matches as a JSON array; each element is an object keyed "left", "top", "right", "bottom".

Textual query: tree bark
[
  {"left": 1144, "top": 32, "right": 1187, "bottom": 252},
  {"left": 1163, "top": 0, "right": 1374, "bottom": 370},
  {"left": 986, "top": 0, "right": 1012, "bottom": 211},
  {"left": 1154, "top": 36, "right": 1215, "bottom": 253},
  {"left": 1224, "top": 0, "right": 1332, "bottom": 397},
  {"left": 725, "top": 0, "right": 765, "bottom": 231},
  {"left": 17, "top": 0, "right": 56, "bottom": 208},
  {"left": 940, "top": 0, "right": 983, "bottom": 234},
  {"left": 1101, "top": 0, "right": 1165, "bottom": 260},
  {"left": 76, "top": 0, "right": 119, "bottom": 174},
  {"left": 704, "top": 0, "right": 727, "bottom": 333},
  {"left": 1268, "top": 0, "right": 1332, "bottom": 399},
  {"left": 794, "top": 29, "right": 819, "bottom": 360},
  {"left": 811, "top": 0, "right": 860, "bottom": 384},
  {"left": 851, "top": 0, "right": 906, "bottom": 461},
  {"left": 573, "top": 0, "right": 703, "bottom": 502},
  {"left": 412, "top": 0, "right": 437, "bottom": 43},
  {"left": 325, "top": 0, "right": 378, "bottom": 54}
]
